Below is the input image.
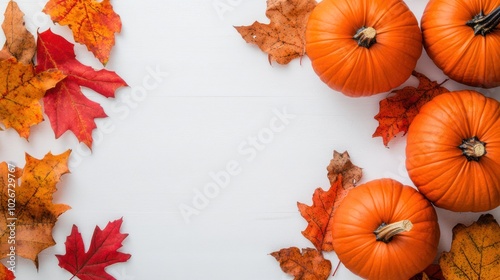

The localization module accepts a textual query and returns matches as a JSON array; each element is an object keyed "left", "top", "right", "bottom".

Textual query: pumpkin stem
[
  {"left": 374, "top": 220, "right": 413, "bottom": 243},
  {"left": 354, "top": 26, "right": 377, "bottom": 48},
  {"left": 466, "top": 6, "right": 500, "bottom": 36},
  {"left": 459, "top": 136, "right": 486, "bottom": 161}
]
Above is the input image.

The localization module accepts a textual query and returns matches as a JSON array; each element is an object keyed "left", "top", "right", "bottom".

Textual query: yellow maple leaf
[
  {"left": 0, "top": 58, "right": 65, "bottom": 138},
  {"left": 43, "top": 0, "right": 122, "bottom": 65},
  {"left": 0, "top": 151, "right": 71, "bottom": 267},
  {"left": 439, "top": 214, "right": 500, "bottom": 280}
]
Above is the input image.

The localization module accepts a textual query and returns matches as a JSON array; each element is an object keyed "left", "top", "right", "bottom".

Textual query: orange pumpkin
[
  {"left": 305, "top": 0, "right": 422, "bottom": 97},
  {"left": 332, "top": 178, "right": 440, "bottom": 280},
  {"left": 406, "top": 90, "right": 500, "bottom": 212},
  {"left": 421, "top": 0, "right": 500, "bottom": 88}
]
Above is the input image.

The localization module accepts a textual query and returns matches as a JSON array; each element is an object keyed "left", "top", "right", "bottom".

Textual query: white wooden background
[{"left": 1, "top": 0, "right": 499, "bottom": 279}]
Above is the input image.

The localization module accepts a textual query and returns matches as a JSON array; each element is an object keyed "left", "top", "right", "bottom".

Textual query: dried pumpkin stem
[
  {"left": 374, "top": 220, "right": 413, "bottom": 243},
  {"left": 459, "top": 136, "right": 486, "bottom": 161},
  {"left": 354, "top": 26, "right": 377, "bottom": 48},
  {"left": 466, "top": 6, "right": 500, "bottom": 36}
]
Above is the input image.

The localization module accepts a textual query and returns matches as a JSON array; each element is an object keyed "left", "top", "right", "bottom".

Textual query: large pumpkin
[
  {"left": 406, "top": 90, "right": 500, "bottom": 212},
  {"left": 421, "top": 0, "right": 500, "bottom": 88},
  {"left": 332, "top": 178, "right": 440, "bottom": 280},
  {"left": 305, "top": 0, "right": 422, "bottom": 97}
]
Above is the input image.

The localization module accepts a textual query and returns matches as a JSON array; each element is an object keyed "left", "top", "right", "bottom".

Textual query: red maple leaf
[
  {"left": 35, "top": 29, "right": 127, "bottom": 148},
  {"left": 372, "top": 71, "right": 449, "bottom": 147},
  {"left": 56, "top": 218, "right": 131, "bottom": 280}
]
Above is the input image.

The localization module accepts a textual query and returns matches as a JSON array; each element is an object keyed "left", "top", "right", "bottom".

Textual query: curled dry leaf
[
  {"left": 1, "top": 0, "right": 36, "bottom": 64},
  {"left": 0, "top": 151, "right": 71, "bottom": 267},
  {"left": 326, "top": 150, "right": 362, "bottom": 190},
  {"left": 234, "top": 0, "right": 316, "bottom": 65},
  {"left": 0, "top": 58, "right": 65, "bottom": 138},
  {"left": 373, "top": 71, "right": 449, "bottom": 147},
  {"left": 43, "top": 0, "right": 122, "bottom": 65},
  {"left": 271, "top": 247, "right": 331, "bottom": 280},
  {"left": 439, "top": 214, "right": 500, "bottom": 280}
]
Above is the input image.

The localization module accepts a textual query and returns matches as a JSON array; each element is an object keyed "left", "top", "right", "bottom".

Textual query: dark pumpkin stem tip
[
  {"left": 466, "top": 6, "right": 500, "bottom": 36},
  {"left": 354, "top": 26, "right": 377, "bottom": 48},
  {"left": 459, "top": 136, "right": 486, "bottom": 161}
]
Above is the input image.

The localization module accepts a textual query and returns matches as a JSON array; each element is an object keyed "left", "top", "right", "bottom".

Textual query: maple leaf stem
[
  {"left": 354, "top": 26, "right": 377, "bottom": 48},
  {"left": 374, "top": 220, "right": 413, "bottom": 243}
]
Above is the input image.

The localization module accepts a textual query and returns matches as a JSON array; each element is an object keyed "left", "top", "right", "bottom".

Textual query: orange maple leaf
[
  {"left": 234, "top": 0, "right": 316, "bottom": 65},
  {"left": 373, "top": 71, "right": 449, "bottom": 147},
  {"left": 0, "top": 58, "right": 65, "bottom": 138},
  {"left": 43, "top": 0, "right": 121, "bottom": 65},
  {"left": 298, "top": 151, "right": 362, "bottom": 252},
  {"left": 271, "top": 247, "right": 331, "bottom": 280},
  {"left": 0, "top": 151, "right": 71, "bottom": 267},
  {"left": 0, "top": 1, "right": 36, "bottom": 64}
]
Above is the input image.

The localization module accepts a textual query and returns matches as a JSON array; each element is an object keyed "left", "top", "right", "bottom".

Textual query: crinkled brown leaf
[
  {"left": 326, "top": 150, "right": 362, "bottom": 190},
  {"left": 439, "top": 214, "right": 500, "bottom": 280},
  {"left": 373, "top": 71, "right": 449, "bottom": 147},
  {"left": 234, "top": 0, "right": 316, "bottom": 64},
  {"left": 0, "top": 151, "right": 71, "bottom": 267},
  {"left": 1, "top": 1, "right": 36, "bottom": 64},
  {"left": 271, "top": 247, "right": 331, "bottom": 280}
]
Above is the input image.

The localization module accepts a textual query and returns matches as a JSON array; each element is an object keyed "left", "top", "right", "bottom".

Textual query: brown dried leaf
[
  {"left": 1, "top": 1, "right": 36, "bottom": 64},
  {"left": 270, "top": 247, "right": 331, "bottom": 280},
  {"left": 326, "top": 150, "right": 362, "bottom": 190},
  {"left": 234, "top": 0, "right": 316, "bottom": 64},
  {"left": 439, "top": 214, "right": 500, "bottom": 280}
]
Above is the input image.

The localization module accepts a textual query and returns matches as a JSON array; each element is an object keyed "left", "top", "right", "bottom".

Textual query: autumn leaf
[
  {"left": 271, "top": 247, "right": 331, "bottom": 280},
  {"left": 0, "top": 58, "right": 65, "bottom": 139},
  {"left": 1, "top": 1, "right": 36, "bottom": 64},
  {"left": 298, "top": 176, "right": 343, "bottom": 252},
  {"left": 373, "top": 71, "right": 449, "bottom": 147},
  {"left": 43, "top": 0, "right": 121, "bottom": 65},
  {"left": 57, "top": 218, "right": 131, "bottom": 280},
  {"left": 439, "top": 214, "right": 500, "bottom": 280},
  {"left": 0, "top": 151, "right": 71, "bottom": 267},
  {"left": 410, "top": 264, "right": 444, "bottom": 280},
  {"left": 298, "top": 151, "right": 362, "bottom": 252},
  {"left": 326, "top": 150, "right": 362, "bottom": 190},
  {"left": 36, "top": 29, "right": 127, "bottom": 148},
  {"left": 0, "top": 263, "right": 15, "bottom": 280},
  {"left": 234, "top": 0, "right": 316, "bottom": 65}
]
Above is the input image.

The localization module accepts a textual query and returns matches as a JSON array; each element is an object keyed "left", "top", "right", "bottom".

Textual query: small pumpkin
[
  {"left": 421, "top": 0, "right": 500, "bottom": 88},
  {"left": 305, "top": 0, "right": 422, "bottom": 97},
  {"left": 332, "top": 178, "right": 440, "bottom": 280},
  {"left": 406, "top": 90, "right": 500, "bottom": 212}
]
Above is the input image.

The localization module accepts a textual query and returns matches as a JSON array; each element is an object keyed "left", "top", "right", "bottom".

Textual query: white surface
[{"left": 1, "top": 0, "right": 500, "bottom": 279}]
